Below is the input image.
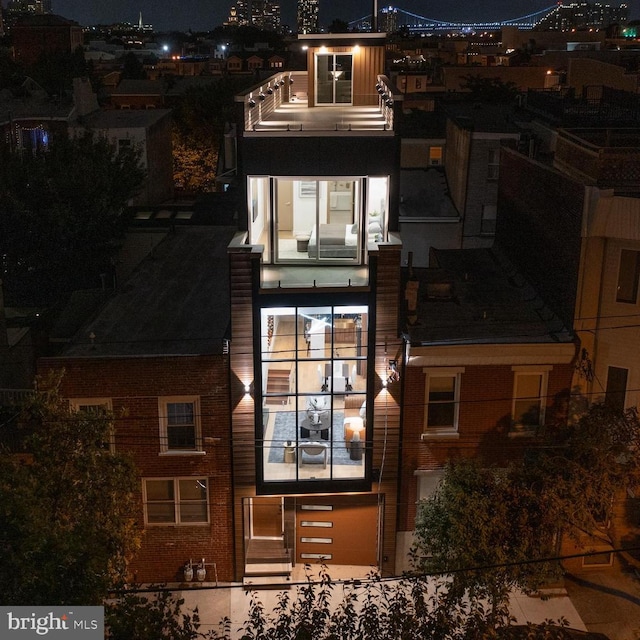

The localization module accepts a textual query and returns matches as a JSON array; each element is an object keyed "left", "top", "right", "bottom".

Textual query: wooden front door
[{"left": 296, "top": 494, "right": 379, "bottom": 565}]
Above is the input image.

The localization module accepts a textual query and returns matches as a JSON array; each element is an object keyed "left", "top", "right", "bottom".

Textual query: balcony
[{"left": 238, "top": 72, "right": 398, "bottom": 136}]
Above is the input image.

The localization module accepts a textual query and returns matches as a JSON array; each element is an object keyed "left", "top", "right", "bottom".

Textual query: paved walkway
[{"left": 180, "top": 565, "right": 587, "bottom": 638}]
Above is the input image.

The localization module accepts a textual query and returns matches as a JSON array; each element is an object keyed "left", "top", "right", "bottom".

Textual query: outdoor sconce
[
  {"left": 183, "top": 560, "right": 194, "bottom": 582},
  {"left": 244, "top": 382, "right": 253, "bottom": 395}
]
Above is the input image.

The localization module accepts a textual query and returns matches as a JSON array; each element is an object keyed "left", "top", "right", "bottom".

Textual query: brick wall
[
  {"left": 38, "top": 355, "right": 235, "bottom": 583},
  {"left": 397, "top": 361, "right": 574, "bottom": 530}
]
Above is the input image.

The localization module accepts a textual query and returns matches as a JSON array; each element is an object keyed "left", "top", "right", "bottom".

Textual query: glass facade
[{"left": 260, "top": 305, "right": 368, "bottom": 484}]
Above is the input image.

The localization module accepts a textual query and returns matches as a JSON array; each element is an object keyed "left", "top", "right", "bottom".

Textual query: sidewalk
[{"left": 180, "top": 565, "right": 587, "bottom": 638}]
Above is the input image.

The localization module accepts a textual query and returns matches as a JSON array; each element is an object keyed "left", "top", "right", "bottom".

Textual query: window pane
[
  {"left": 147, "top": 503, "right": 176, "bottom": 523},
  {"left": 146, "top": 480, "right": 173, "bottom": 501},
  {"left": 429, "top": 376, "right": 455, "bottom": 400},
  {"left": 427, "top": 402, "right": 455, "bottom": 428},
  {"left": 179, "top": 479, "right": 208, "bottom": 501},
  {"left": 514, "top": 400, "right": 540, "bottom": 426},
  {"left": 515, "top": 374, "right": 542, "bottom": 398},
  {"left": 168, "top": 426, "right": 196, "bottom": 449},
  {"left": 167, "top": 402, "right": 194, "bottom": 425},
  {"left": 179, "top": 503, "right": 208, "bottom": 523}
]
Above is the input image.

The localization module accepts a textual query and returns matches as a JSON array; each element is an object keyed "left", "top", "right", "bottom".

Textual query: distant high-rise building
[
  {"left": 379, "top": 6, "right": 398, "bottom": 33},
  {"left": 6, "top": 0, "right": 51, "bottom": 14},
  {"left": 226, "top": 0, "right": 281, "bottom": 31},
  {"left": 297, "top": 0, "right": 319, "bottom": 34},
  {"left": 535, "top": 2, "right": 628, "bottom": 30}
]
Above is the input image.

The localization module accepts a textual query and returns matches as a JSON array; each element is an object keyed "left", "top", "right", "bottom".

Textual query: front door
[
  {"left": 316, "top": 54, "right": 352, "bottom": 105},
  {"left": 296, "top": 494, "right": 379, "bottom": 565}
]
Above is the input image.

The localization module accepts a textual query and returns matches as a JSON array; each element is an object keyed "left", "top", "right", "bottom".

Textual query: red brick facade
[
  {"left": 397, "top": 361, "right": 575, "bottom": 531},
  {"left": 38, "top": 355, "right": 234, "bottom": 584}
]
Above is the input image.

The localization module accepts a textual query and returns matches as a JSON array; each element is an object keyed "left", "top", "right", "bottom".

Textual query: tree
[
  {"left": 410, "top": 460, "right": 562, "bottom": 623},
  {"left": 0, "top": 130, "right": 145, "bottom": 305},
  {"left": 0, "top": 374, "right": 141, "bottom": 605},
  {"left": 121, "top": 52, "right": 147, "bottom": 80},
  {"left": 411, "top": 403, "right": 640, "bottom": 621},
  {"left": 171, "top": 77, "right": 248, "bottom": 193}
]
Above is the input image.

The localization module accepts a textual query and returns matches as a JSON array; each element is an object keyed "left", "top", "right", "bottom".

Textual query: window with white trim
[
  {"left": 423, "top": 368, "right": 464, "bottom": 433},
  {"left": 69, "top": 398, "right": 115, "bottom": 452},
  {"left": 511, "top": 367, "right": 550, "bottom": 430},
  {"left": 143, "top": 478, "right": 209, "bottom": 525},
  {"left": 159, "top": 397, "right": 202, "bottom": 452}
]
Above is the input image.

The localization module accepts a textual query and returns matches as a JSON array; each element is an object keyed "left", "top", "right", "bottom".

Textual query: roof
[
  {"left": 61, "top": 226, "right": 236, "bottom": 357},
  {"left": 403, "top": 247, "right": 573, "bottom": 346},
  {"left": 77, "top": 108, "right": 172, "bottom": 130},
  {"left": 13, "top": 14, "right": 80, "bottom": 28},
  {"left": 444, "top": 102, "right": 526, "bottom": 134},
  {"left": 399, "top": 168, "right": 458, "bottom": 219},
  {"left": 111, "top": 79, "right": 166, "bottom": 97}
]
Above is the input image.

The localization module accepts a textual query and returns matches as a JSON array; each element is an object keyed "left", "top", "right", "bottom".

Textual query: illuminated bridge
[{"left": 349, "top": 5, "right": 558, "bottom": 32}]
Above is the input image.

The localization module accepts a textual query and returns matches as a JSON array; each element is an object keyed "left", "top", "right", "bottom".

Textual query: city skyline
[{"left": 6, "top": 0, "right": 637, "bottom": 33}]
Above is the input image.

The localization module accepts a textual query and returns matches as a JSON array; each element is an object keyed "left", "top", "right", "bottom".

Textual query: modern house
[{"left": 226, "top": 32, "right": 405, "bottom": 582}]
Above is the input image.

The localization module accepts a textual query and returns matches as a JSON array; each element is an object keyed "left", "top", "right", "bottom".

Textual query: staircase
[{"left": 243, "top": 538, "right": 293, "bottom": 588}]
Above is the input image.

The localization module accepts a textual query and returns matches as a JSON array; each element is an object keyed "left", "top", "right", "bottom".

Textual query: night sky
[{"left": 12, "top": 0, "right": 636, "bottom": 33}]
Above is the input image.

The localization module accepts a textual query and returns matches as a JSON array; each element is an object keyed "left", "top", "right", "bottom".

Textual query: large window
[
  {"left": 511, "top": 367, "right": 550, "bottom": 431},
  {"left": 616, "top": 249, "right": 640, "bottom": 304},
  {"left": 143, "top": 478, "right": 209, "bottom": 525},
  {"left": 247, "top": 176, "right": 389, "bottom": 265},
  {"left": 423, "top": 368, "right": 464, "bottom": 434},
  {"left": 159, "top": 397, "right": 202, "bottom": 453},
  {"left": 260, "top": 305, "right": 368, "bottom": 485}
]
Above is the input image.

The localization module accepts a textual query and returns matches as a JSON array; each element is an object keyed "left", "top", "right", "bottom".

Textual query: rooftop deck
[{"left": 239, "top": 72, "right": 397, "bottom": 135}]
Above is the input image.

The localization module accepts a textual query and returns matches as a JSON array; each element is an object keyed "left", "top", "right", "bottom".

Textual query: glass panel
[
  {"left": 147, "top": 503, "right": 176, "bottom": 523},
  {"left": 514, "top": 374, "right": 542, "bottom": 426},
  {"left": 316, "top": 55, "right": 333, "bottom": 104},
  {"left": 334, "top": 55, "right": 352, "bottom": 104},
  {"left": 179, "top": 503, "right": 208, "bottom": 523},
  {"left": 146, "top": 479, "right": 174, "bottom": 501},
  {"left": 428, "top": 376, "right": 456, "bottom": 428},
  {"left": 179, "top": 479, "right": 207, "bottom": 501},
  {"left": 367, "top": 177, "right": 388, "bottom": 244},
  {"left": 167, "top": 402, "right": 194, "bottom": 425}
]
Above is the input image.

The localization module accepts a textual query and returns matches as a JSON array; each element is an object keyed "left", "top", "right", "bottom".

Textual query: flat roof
[{"left": 61, "top": 226, "right": 236, "bottom": 357}]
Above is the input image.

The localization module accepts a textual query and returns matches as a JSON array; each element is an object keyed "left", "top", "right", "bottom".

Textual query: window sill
[
  {"left": 159, "top": 450, "right": 206, "bottom": 456},
  {"left": 421, "top": 431, "right": 459, "bottom": 440},
  {"left": 145, "top": 521, "right": 210, "bottom": 527}
]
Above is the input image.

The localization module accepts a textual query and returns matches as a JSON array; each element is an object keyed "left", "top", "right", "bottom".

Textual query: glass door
[{"left": 315, "top": 54, "right": 352, "bottom": 105}]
